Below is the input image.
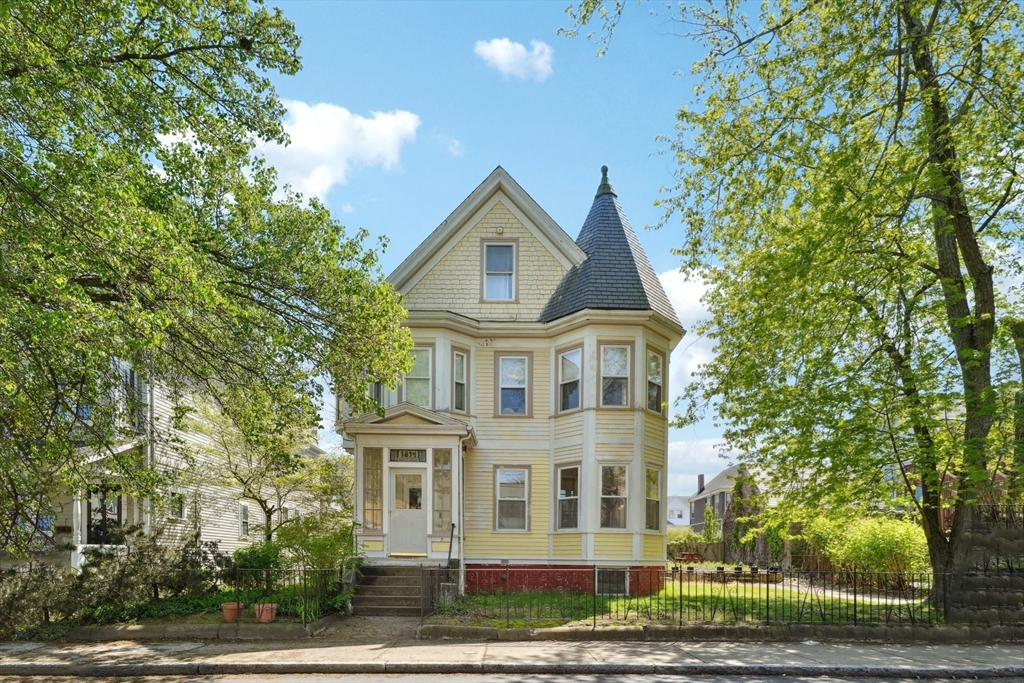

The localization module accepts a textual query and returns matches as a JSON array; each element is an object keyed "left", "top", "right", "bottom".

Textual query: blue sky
[{"left": 261, "top": 1, "right": 729, "bottom": 495}]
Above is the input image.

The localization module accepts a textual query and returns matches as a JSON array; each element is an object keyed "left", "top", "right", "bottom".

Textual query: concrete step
[
  {"left": 355, "top": 584, "right": 421, "bottom": 597},
  {"left": 357, "top": 574, "right": 421, "bottom": 588},
  {"left": 352, "top": 594, "right": 421, "bottom": 608},
  {"left": 360, "top": 566, "right": 423, "bottom": 578},
  {"left": 354, "top": 605, "right": 422, "bottom": 617}
]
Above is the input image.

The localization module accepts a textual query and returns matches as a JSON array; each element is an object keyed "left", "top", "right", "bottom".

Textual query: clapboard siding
[
  {"left": 552, "top": 533, "right": 583, "bottom": 558},
  {"left": 464, "top": 456, "right": 549, "bottom": 559},
  {"left": 643, "top": 533, "right": 665, "bottom": 561},
  {"left": 593, "top": 533, "right": 633, "bottom": 560}
]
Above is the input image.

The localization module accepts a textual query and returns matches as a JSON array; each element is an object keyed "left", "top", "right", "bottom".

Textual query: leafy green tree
[
  {"left": 566, "top": 0, "right": 1024, "bottom": 589},
  {"left": 702, "top": 505, "right": 722, "bottom": 543},
  {"left": 0, "top": 1, "right": 411, "bottom": 554}
]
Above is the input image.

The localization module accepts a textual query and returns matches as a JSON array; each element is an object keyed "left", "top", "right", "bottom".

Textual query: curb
[
  {"left": 417, "top": 622, "right": 1024, "bottom": 643},
  {"left": 65, "top": 613, "right": 340, "bottom": 642},
  {"left": 2, "top": 661, "right": 1023, "bottom": 678}
]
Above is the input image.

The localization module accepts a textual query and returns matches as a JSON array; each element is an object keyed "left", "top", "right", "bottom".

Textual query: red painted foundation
[{"left": 465, "top": 564, "right": 666, "bottom": 596}]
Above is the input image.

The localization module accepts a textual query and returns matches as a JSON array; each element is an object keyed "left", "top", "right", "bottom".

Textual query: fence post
[
  {"left": 592, "top": 566, "right": 597, "bottom": 629},
  {"left": 852, "top": 569, "right": 857, "bottom": 626}
]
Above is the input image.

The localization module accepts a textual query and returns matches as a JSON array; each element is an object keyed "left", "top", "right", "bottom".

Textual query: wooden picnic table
[{"left": 673, "top": 552, "right": 703, "bottom": 565}]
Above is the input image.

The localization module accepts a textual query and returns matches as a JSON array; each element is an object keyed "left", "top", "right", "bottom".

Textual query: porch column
[{"left": 71, "top": 490, "right": 83, "bottom": 569}]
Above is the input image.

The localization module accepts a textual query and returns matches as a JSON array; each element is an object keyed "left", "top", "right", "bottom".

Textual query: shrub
[
  {"left": 276, "top": 511, "right": 358, "bottom": 570},
  {"left": 233, "top": 541, "right": 284, "bottom": 570},
  {"left": 666, "top": 527, "right": 703, "bottom": 560},
  {"left": 702, "top": 506, "right": 722, "bottom": 543},
  {"left": 802, "top": 513, "right": 929, "bottom": 575}
]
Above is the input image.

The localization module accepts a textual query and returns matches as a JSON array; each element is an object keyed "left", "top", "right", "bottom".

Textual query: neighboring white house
[
  {"left": 666, "top": 495, "right": 690, "bottom": 527},
  {"left": 42, "top": 380, "right": 323, "bottom": 570}
]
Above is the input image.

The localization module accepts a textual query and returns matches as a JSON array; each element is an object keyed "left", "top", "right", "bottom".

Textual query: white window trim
[
  {"left": 557, "top": 347, "right": 583, "bottom": 414},
  {"left": 646, "top": 349, "right": 665, "bottom": 414},
  {"left": 556, "top": 464, "right": 580, "bottom": 530},
  {"left": 600, "top": 464, "right": 628, "bottom": 530},
  {"left": 599, "top": 344, "right": 631, "bottom": 408},
  {"left": 494, "top": 465, "right": 530, "bottom": 531},
  {"left": 482, "top": 241, "right": 517, "bottom": 302},
  {"left": 452, "top": 349, "right": 468, "bottom": 414},
  {"left": 238, "top": 502, "right": 250, "bottom": 538},
  {"left": 645, "top": 468, "right": 661, "bottom": 531},
  {"left": 403, "top": 346, "right": 433, "bottom": 409}
]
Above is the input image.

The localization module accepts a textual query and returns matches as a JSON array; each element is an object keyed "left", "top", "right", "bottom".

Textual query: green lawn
[{"left": 428, "top": 576, "right": 939, "bottom": 628}]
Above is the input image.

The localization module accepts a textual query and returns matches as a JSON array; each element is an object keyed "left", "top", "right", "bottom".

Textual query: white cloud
[
  {"left": 658, "top": 269, "right": 715, "bottom": 398},
  {"left": 474, "top": 38, "right": 553, "bottom": 81},
  {"left": 256, "top": 100, "right": 420, "bottom": 200},
  {"left": 448, "top": 138, "right": 464, "bottom": 157},
  {"left": 340, "top": 204, "right": 355, "bottom": 214},
  {"left": 667, "top": 439, "right": 734, "bottom": 495}
]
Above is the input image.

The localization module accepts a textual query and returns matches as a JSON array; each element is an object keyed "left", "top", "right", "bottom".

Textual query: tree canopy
[
  {"left": 568, "top": 0, "right": 1024, "bottom": 575},
  {"left": 0, "top": 0, "right": 411, "bottom": 554}
]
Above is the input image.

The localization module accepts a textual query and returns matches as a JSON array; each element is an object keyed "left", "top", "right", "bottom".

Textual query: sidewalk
[{"left": 1, "top": 617, "right": 1022, "bottom": 678}]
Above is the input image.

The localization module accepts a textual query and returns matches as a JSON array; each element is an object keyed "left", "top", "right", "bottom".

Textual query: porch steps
[{"left": 352, "top": 566, "right": 423, "bottom": 617}]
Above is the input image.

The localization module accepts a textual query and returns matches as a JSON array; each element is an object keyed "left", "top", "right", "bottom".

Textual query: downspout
[{"left": 458, "top": 433, "right": 472, "bottom": 592}]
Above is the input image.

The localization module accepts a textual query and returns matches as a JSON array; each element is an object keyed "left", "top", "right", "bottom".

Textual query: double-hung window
[
  {"left": 496, "top": 467, "right": 528, "bottom": 530},
  {"left": 453, "top": 350, "right": 467, "bottom": 413},
  {"left": 404, "top": 348, "right": 431, "bottom": 408},
  {"left": 484, "top": 243, "right": 515, "bottom": 300},
  {"left": 645, "top": 468, "right": 660, "bottom": 531},
  {"left": 646, "top": 351, "right": 664, "bottom": 413},
  {"left": 497, "top": 355, "right": 528, "bottom": 416},
  {"left": 238, "top": 503, "right": 250, "bottom": 537},
  {"left": 600, "top": 465, "right": 627, "bottom": 529},
  {"left": 600, "top": 345, "right": 630, "bottom": 407},
  {"left": 558, "top": 348, "right": 581, "bottom": 412},
  {"left": 557, "top": 465, "right": 579, "bottom": 530},
  {"left": 432, "top": 449, "right": 452, "bottom": 533},
  {"left": 168, "top": 492, "right": 185, "bottom": 520}
]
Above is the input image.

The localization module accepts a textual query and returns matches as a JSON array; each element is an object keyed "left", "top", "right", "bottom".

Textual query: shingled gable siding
[{"left": 402, "top": 201, "right": 568, "bottom": 320}]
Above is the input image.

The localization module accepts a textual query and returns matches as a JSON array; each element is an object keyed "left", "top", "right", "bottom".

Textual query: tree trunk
[{"left": 1010, "top": 320, "right": 1024, "bottom": 500}]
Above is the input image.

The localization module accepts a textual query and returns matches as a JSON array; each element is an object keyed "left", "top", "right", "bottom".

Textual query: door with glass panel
[{"left": 390, "top": 469, "right": 427, "bottom": 555}]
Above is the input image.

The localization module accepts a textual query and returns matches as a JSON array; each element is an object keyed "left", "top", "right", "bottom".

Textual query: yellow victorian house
[{"left": 342, "top": 166, "right": 683, "bottom": 599}]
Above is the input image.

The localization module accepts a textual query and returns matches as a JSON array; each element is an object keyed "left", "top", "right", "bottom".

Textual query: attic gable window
[{"left": 484, "top": 243, "right": 515, "bottom": 301}]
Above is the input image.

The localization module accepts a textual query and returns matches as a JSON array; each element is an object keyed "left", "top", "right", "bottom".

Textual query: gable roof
[
  {"left": 693, "top": 464, "right": 740, "bottom": 498},
  {"left": 389, "top": 166, "right": 586, "bottom": 293},
  {"left": 539, "top": 167, "right": 681, "bottom": 326}
]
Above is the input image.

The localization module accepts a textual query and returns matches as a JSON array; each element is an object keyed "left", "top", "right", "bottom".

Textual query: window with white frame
[
  {"left": 280, "top": 507, "right": 290, "bottom": 523},
  {"left": 453, "top": 350, "right": 467, "bottom": 413},
  {"left": 558, "top": 348, "right": 581, "bottom": 412},
  {"left": 238, "top": 503, "right": 250, "bottom": 537},
  {"left": 646, "top": 351, "right": 664, "bottom": 413},
  {"left": 403, "top": 348, "right": 431, "bottom": 408},
  {"left": 600, "top": 345, "right": 629, "bottom": 407},
  {"left": 432, "top": 449, "right": 452, "bottom": 533},
  {"left": 484, "top": 243, "right": 515, "bottom": 300},
  {"left": 168, "top": 492, "right": 185, "bottom": 520},
  {"left": 645, "top": 468, "right": 660, "bottom": 531},
  {"left": 600, "top": 465, "right": 627, "bottom": 529},
  {"left": 498, "top": 355, "right": 528, "bottom": 415},
  {"left": 496, "top": 467, "right": 528, "bottom": 530},
  {"left": 557, "top": 465, "right": 579, "bottom": 530},
  {"left": 362, "top": 447, "right": 383, "bottom": 531}
]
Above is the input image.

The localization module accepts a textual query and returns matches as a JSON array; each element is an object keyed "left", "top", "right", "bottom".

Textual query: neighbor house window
[
  {"left": 645, "top": 469, "right": 660, "bottom": 531},
  {"left": 453, "top": 350, "right": 467, "bottom": 413},
  {"left": 557, "top": 466, "right": 579, "bottom": 530},
  {"left": 484, "top": 243, "right": 515, "bottom": 300},
  {"left": 558, "top": 348, "right": 581, "bottom": 412},
  {"left": 403, "top": 347, "right": 431, "bottom": 408},
  {"left": 600, "top": 345, "right": 630, "bottom": 407},
  {"left": 646, "top": 351, "right": 664, "bottom": 413},
  {"left": 168, "top": 492, "right": 185, "bottom": 520},
  {"left": 497, "top": 354, "right": 529, "bottom": 416},
  {"left": 362, "top": 447, "right": 383, "bottom": 531},
  {"left": 280, "top": 507, "right": 290, "bottom": 523},
  {"left": 600, "top": 465, "right": 627, "bottom": 529},
  {"left": 238, "top": 503, "right": 250, "bottom": 537},
  {"left": 432, "top": 449, "right": 452, "bottom": 533},
  {"left": 496, "top": 467, "right": 528, "bottom": 530}
]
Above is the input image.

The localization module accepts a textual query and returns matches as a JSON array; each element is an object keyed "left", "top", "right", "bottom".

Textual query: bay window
[
  {"left": 645, "top": 468, "right": 660, "bottom": 531},
  {"left": 497, "top": 354, "right": 529, "bottom": 416},
  {"left": 404, "top": 347, "right": 431, "bottom": 408},
  {"left": 600, "top": 345, "right": 629, "bottom": 407},
  {"left": 556, "top": 465, "right": 579, "bottom": 530},
  {"left": 496, "top": 467, "right": 528, "bottom": 530},
  {"left": 646, "top": 350, "right": 664, "bottom": 413},
  {"left": 600, "top": 465, "right": 627, "bottom": 529},
  {"left": 558, "top": 348, "right": 581, "bottom": 412}
]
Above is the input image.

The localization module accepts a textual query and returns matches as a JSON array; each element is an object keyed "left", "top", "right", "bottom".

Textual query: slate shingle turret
[{"left": 539, "top": 167, "right": 680, "bottom": 325}]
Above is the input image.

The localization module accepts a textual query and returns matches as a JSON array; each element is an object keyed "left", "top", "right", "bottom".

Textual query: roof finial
[{"left": 595, "top": 165, "right": 616, "bottom": 198}]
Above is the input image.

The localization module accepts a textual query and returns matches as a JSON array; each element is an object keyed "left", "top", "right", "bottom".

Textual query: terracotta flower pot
[
  {"left": 221, "top": 602, "right": 244, "bottom": 623},
  {"left": 254, "top": 602, "right": 277, "bottom": 623}
]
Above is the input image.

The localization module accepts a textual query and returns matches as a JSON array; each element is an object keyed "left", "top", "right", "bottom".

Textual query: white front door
[{"left": 390, "top": 469, "right": 427, "bottom": 555}]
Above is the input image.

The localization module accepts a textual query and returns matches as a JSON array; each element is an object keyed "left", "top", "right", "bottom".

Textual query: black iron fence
[
  {"left": 423, "top": 567, "right": 954, "bottom": 629},
  {"left": 228, "top": 568, "right": 349, "bottom": 626}
]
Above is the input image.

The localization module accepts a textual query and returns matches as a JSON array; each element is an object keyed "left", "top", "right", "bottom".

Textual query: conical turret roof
[{"left": 539, "top": 166, "right": 680, "bottom": 325}]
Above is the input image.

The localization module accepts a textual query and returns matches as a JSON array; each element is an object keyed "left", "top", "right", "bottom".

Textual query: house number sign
[{"left": 389, "top": 449, "right": 426, "bottom": 463}]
